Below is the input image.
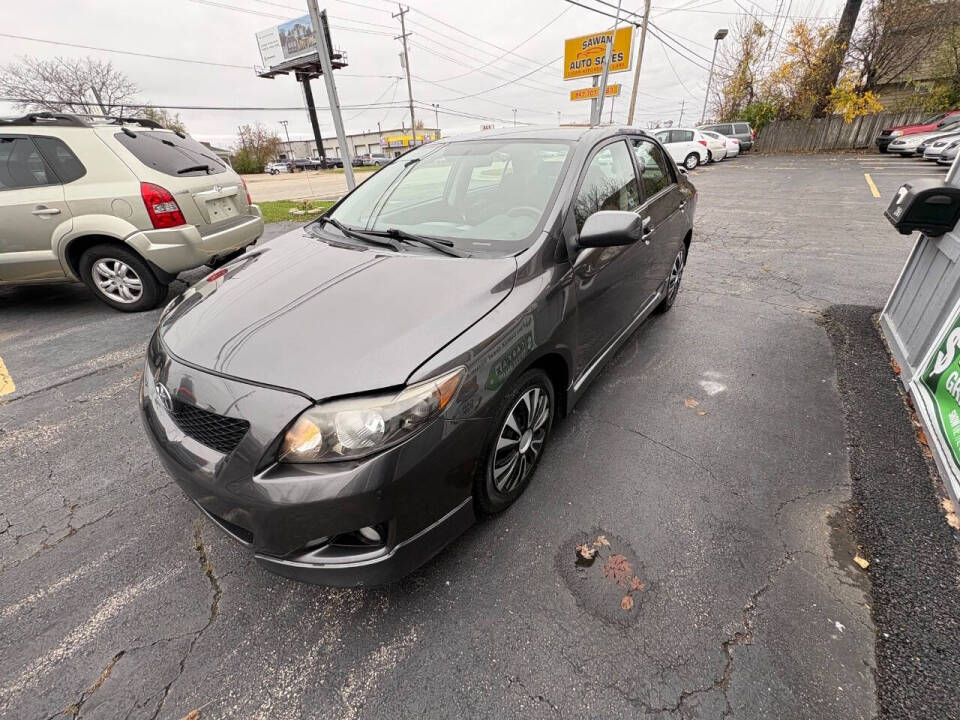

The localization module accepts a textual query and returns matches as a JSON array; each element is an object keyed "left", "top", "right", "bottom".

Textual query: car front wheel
[
  {"left": 683, "top": 153, "right": 699, "bottom": 170},
  {"left": 656, "top": 245, "right": 686, "bottom": 313},
  {"left": 79, "top": 244, "right": 168, "bottom": 312},
  {"left": 475, "top": 368, "right": 554, "bottom": 514}
]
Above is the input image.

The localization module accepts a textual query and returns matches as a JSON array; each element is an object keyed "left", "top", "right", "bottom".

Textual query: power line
[
  {"left": 429, "top": 54, "right": 564, "bottom": 103},
  {"left": 654, "top": 33, "right": 700, "bottom": 99},
  {"left": 563, "top": 0, "right": 642, "bottom": 25},
  {"left": 0, "top": 98, "right": 414, "bottom": 111}
]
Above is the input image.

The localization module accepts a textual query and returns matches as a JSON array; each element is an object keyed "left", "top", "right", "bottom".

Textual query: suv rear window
[
  {"left": 734, "top": 123, "right": 750, "bottom": 134},
  {"left": 114, "top": 130, "right": 226, "bottom": 177}
]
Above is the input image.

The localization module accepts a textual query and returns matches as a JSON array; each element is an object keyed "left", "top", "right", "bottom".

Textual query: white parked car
[
  {"left": 265, "top": 161, "right": 291, "bottom": 175},
  {"left": 652, "top": 128, "right": 710, "bottom": 170},
  {"left": 887, "top": 120, "right": 960, "bottom": 156},
  {"left": 701, "top": 130, "right": 739, "bottom": 158}
]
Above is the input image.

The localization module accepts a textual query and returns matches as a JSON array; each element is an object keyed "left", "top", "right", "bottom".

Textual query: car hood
[{"left": 159, "top": 228, "right": 517, "bottom": 400}]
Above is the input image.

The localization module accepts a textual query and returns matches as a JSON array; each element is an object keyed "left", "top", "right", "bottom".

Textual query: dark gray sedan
[{"left": 140, "top": 126, "right": 697, "bottom": 586}]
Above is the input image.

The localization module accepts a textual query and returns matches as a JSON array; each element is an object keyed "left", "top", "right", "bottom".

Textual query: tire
[
  {"left": 878, "top": 145, "right": 888, "bottom": 154},
  {"left": 707, "top": 150, "right": 713, "bottom": 163},
  {"left": 655, "top": 244, "right": 687, "bottom": 314},
  {"left": 79, "top": 244, "right": 168, "bottom": 312},
  {"left": 683, "top": 153, "right": 699, "bottom": 170},
  {"left": 474, "top": 368, "right": 555, "bottom": 515}
]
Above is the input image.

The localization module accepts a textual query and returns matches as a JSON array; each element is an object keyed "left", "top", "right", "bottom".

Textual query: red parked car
[{"left": 876, "top": 110, "right": 960, "bottom": 152}]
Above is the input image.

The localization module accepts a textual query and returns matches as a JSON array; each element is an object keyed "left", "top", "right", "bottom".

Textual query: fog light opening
[{"left": 358, "top": 526, "right": 383, "bottom": 544}]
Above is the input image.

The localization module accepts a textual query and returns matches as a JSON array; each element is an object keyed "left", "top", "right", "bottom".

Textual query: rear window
[
  {"left": 113, "top": 130, "right": 226, "bottom": 177},
  {"left": 734, "top": 123, "right": 750, "bottom": 134},
  {"left": 33, "top": 136, "right": 86, "bottom": 183}
]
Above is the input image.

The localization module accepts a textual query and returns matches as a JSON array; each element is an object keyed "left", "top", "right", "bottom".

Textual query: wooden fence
[{"left": 754, "top": 110, "right": 929, "bottom": 153}]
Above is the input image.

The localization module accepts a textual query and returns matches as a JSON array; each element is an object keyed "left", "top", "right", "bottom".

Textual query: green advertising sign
[{"left": 920, "top": 317, "right": 960, "bottom": 468}]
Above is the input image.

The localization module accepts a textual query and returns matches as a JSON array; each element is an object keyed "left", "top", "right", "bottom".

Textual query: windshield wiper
[
  {"left": 177, "top": 164, "right": 212, "bottom": 174},
  {"left": 316, "top": 216, "right": 401, "bottom": 251},
  {"left": 366, "top": 227, "right": 470, "bottom": 258}
]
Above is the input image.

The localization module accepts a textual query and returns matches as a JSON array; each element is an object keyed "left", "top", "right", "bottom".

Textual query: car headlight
[
  {"left": 279, "top": 367, "right": 464, "bottom": 463},
  {"left": 890, "top": 130, "right": 903, "bottom": 138}
]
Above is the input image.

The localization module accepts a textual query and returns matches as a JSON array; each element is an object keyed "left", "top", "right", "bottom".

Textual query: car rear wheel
[
  {"left": 474, "top": 368, "right": 554, "bottom": 514},
  {"left": 79, "top": 244, "right": 167, "bottom": 312},
  {"left": 656, "top": 245, "right": 686, "bottom": 314},
  {"left": 683, "top": 153, "right": 699, "bottom": 170},
  {"left": 878, "top": 145, "right": 888, "bottom": 154}
]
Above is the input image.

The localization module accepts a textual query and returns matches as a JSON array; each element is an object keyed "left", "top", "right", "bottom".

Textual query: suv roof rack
[{"left": 0, "top": 111, "right": 164, "bottom": 130}]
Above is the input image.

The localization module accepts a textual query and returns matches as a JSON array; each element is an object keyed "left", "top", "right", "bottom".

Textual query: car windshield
[{"left": 322, "top": 139, "right": 572, "bottom": 255}]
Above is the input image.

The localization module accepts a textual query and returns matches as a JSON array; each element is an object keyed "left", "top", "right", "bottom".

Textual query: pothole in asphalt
[{"left": 556, "top": 530, "right": 648, "bottom": 627}]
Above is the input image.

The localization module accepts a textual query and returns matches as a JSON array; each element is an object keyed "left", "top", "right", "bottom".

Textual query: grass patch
[{"left": 258, "top": 199, "right": 335, "bottom": 224}]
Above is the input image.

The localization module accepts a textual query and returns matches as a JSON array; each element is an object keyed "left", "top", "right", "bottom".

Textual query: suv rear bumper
[{"left": 127, "top": 209, "right": 263, "bottom": 274}]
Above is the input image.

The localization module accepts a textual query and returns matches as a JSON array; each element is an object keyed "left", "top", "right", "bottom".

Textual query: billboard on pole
[
  {"left": 563, "top": 27, "right": 633, "bottom": 81},
  {"left": 256, "top": 14, "right": 331, "bottom": 69}
]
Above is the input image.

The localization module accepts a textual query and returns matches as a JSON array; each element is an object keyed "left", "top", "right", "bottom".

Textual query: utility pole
[
  {"left": 394, "top": 5, "right": 416, "bottom": 142},
  {"left": 609, "top": 95, "right": 615, "bottom": 123},
  {"left": 512, "top": 108, "right": 517, "bottom": 127},
  {"left": 594, "top": 0, "right": 623, "bottom": 126},
  {"left": 626, "top": 0, "right": 651, "bottom": 126},
  {"left": 700, "top": 28, "right": 728, "bottom": 125},
  {"left": 678, "top": 99, "right": 685, "bottom": 126},
  {"left": 557, "top": 110, "right": 561, "bottom": 125},
  {"left": 307, "top": 1, "right": 355, "bottom": 189},
  {"left": 431, "top": 102, "right": 440, "bottom": 133},
  {"left": 279, "top": 119, "right": 294, "bottom": 159}
]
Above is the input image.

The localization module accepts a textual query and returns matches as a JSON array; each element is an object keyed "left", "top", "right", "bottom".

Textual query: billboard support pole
[
  {"left": 307, "top": 1, "right": 355, "bottom": 189},
  {"left": 594, "top": 0, "right": 623, "bottom": 125},
  {"left": 298, "top": 75, "right": 326, "bottom": 163}
]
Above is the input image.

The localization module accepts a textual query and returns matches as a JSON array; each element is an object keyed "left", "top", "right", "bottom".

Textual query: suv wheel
[
  {"left": 475, "top": 368, "right": 554, "bottom": 514},
  {"left": 79, "top": 244, "right": 168, "bottom": 312},
  {"left": 683, "top": 153, "right": 700, "bottom": 170}
]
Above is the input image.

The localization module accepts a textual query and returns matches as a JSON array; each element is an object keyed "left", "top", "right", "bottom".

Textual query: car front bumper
[
  {"left": 127, "top": 210, "right": 264, "bottom": 275},
  {"left": 139, "top": 334, "right": 483, "bottom": 586}
]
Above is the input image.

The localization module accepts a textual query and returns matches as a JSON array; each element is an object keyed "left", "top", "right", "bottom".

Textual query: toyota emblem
[{"left": 155, "top": 382, "right": 174, "bottom": 413}]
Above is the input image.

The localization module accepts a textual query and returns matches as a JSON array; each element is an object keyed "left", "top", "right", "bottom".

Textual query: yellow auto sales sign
[{"left": 563, "top": 27, "right": 633, "bottom": 81}]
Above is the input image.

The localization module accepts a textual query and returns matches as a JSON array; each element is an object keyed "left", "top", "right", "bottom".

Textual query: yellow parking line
[
  {"left": 0, "top": 356, "right": 14, "bottom": 396},
  {"left": 864, "top": 173, "right": 881, "bottom": 198}
]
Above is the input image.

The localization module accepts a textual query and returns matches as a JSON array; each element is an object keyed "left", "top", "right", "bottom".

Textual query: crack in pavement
[{"left": 150, "top": 518, "right": 222, "bottom": 720}]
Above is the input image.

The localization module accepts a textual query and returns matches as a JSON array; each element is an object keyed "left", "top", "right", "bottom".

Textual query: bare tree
[
  {"left": 0, "top": 56, "right": 137, "bottom": 115},
  {"left": 138, "top": 106, "right": 187, "bottom": 132},
  {"left": 714, "top": 16, "right": 768, "bottom": 122}
]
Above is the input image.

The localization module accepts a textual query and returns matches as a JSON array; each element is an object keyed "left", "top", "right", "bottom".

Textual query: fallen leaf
[
  {"left": 684, "top": 397, "right": 699, "bottom": 408},
  {"left": 181, "top": 712, "right": 201, "bottom": 720},
  {"left": 620, "top": 595, "right": 634, "bottom": 611},
  {"left": 601, "top": 553, "right": 633, "bottom": 586},
  {"left": 630, "top": 576, "right": 646, "bottom": 592},
  {"left": 593, "top": 534, "right": 610, "bottom": 548},
  {"left": 890, "top": 358, "right": 901, "bottom": 375},
  {"left": 697, "top": 410, "right": 707, "bottom": 416},
  {"left": 761, "top": 264, "right": 771, "bottom": 272},
  {"left": 576, "top": 543, "right": 598, "bottom": 561},
  {"left": 917, "top": 429, "right": 928, "bottom": 447},
  {"left": 854, "top": 555, "right": 870, "bottom": 570}
]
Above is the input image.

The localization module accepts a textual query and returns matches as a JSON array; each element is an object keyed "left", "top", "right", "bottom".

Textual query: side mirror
[
  {"left": 578, "top": 210, "right": 643, "bottom": 248},
  {"left": 885, "top": 178, "right": 960, "bottom": 237}
]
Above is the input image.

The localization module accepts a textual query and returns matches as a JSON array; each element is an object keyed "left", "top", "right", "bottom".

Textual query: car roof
[{"left": 436, "top": 124, "right": 651, "bottom": 145}]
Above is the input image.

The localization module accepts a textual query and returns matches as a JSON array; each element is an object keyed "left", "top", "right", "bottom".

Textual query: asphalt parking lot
[{"left": 0, "top": 152, "right": 948, "bottom": 719}]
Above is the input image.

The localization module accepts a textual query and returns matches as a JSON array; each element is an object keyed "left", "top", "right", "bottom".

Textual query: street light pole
[
  {"left": 512, "top": 108, "right": 517, "bottom": 127},
  {"left": 700, "top": 28, "right": 728, "bottom": 125},
  {"left": 431, "top": 102, "right": 440, "bottom": 133}
]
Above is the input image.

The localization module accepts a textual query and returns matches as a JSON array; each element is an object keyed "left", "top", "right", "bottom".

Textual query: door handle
[
  {"left": 641, "top": 216, "right": 654, "bottom": 244},
  {"left": 32, "top": 206, "right": 61, "bottom": 217}
]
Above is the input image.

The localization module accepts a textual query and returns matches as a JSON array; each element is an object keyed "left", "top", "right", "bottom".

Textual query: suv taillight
[
  {"left": 240, "top": 177, "right": 253, "bottom": 206},
  {"left": 698, "top": 139, "right": 707, "bottom": 146},
  {"left": 751, "top": 128, "right": 756, "bottom": 138},
  {"left": 140, "top": 182, "right": 186, "bottom": 229}
]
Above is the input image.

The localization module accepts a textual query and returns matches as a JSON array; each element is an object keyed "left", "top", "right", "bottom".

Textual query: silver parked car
[{"left": 0, "top": 112, "right": 263, "bottom": 311}]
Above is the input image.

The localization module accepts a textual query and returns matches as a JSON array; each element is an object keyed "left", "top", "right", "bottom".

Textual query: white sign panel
[{"left": 256, "top": 14, "right": 319, "bottom": 69}]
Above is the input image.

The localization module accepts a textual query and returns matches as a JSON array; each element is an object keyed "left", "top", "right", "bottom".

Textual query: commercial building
[{"left": 276, "top": 127, "right": 440, "bottom": 161}]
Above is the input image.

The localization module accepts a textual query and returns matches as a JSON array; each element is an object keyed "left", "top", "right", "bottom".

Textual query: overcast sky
[{"left": 1, "top": 0, "right": 844, "bottom": 148}]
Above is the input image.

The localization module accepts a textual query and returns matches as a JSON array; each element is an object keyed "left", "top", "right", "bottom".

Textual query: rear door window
[
  {"left": 678, "top": 130, "right": 694, "bottom": 142},
  {"left": 113, "top": 130, "right": 226, "bottom": 177},
  {"left": 631, "top": 139, "right": 674, "bottom": 199},
  {"left": 33, "top": 137, "right": 86, "bottom": 183},
  {"left": 0, "top": 137, "right": 55, "bottom": 190},
  {"left": 734, "top": 123, "right": 750, "bottom": 134}
]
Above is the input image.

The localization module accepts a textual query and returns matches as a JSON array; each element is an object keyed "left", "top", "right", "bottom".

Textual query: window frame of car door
[
  {"left": 561, "top": 136, "right": 644, "bottom": 260},
  {"left": 628, "top": 134, "right": 678, "bottom": 207},
  {"left": 0, "top": 134, "right": 65, "bottom": 192}
]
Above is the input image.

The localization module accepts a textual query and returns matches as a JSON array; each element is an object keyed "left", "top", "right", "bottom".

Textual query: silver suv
[{"left": 0, "top": 112, "right": 263, "bottom": 311}]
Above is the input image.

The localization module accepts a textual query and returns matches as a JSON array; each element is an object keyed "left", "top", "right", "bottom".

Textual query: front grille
[{"left": 171, "top": 402, "right": 249, "bottom": 454}]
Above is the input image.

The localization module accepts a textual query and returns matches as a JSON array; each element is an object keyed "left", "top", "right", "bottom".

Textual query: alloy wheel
[
  {"left": 667, "top": 247, "right": 686, "bottom": 302},
  {"left": 492, "top": 386, "right": 550, "bottom": 494},
  {"left": 92, "top": 258, "right": 143, "bottom": 304},
  {"left": 684, "top": 154, "right": 698, "bottom": 170}
]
